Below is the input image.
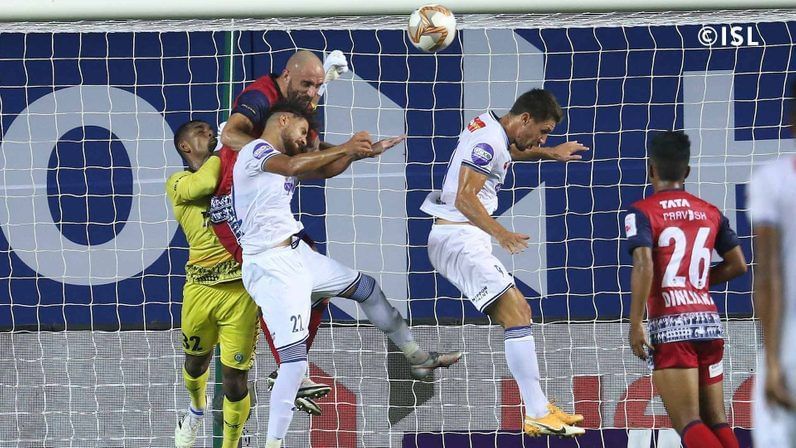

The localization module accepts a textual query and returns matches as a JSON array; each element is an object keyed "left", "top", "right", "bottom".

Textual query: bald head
[
  {"left": 279, "top": 50, "right": 325, "bottom": 109},
  {"left": 286, "top": 50, "right": 323, "bottom": 73}
]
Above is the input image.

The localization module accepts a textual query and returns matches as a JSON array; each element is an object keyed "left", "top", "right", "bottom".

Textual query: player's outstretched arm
[
  {"left": 264, "top": 137, "right": 372, "bottom": 178},
  {"left": 754, "top": 224, "right": 795, "bottom": 409},
  {"left": 628, "top": 246, "right": 654, "bottom": 361},
  {"left": 454, "top": 166, "right": 529, "bottom": 254},
  {"left": 221, "top": 113, "right": 257, "bottom": 151},
  {"left": 510, "top": 141, "right": 589, "bottom": 162},
  {"left": 302, "top": 134, "right": 405, "bottom": 180},
  {"left": 708, "top": 245, "right": 747, "bottom": 286}
]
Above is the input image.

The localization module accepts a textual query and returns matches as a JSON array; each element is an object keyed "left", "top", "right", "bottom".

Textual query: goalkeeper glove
[
  {"left": 214, "top": 121, "right": 226, "bottom": 152},
  {"left": 317, "top": 50, "right": 349, "bottom": 97}
]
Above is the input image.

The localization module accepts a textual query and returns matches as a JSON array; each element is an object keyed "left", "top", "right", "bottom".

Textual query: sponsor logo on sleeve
[
  {"left": 467, "top": 116, "right": 486, "bottom": 132},
  {"left": 625, "top": 213, "right": 637, "bottom": 237},
  {"left": 471, "top": 143, "right": 494, "bottom": 167},
  {"left": 252, "top": 141, "right": 275, "bottom": 159}
]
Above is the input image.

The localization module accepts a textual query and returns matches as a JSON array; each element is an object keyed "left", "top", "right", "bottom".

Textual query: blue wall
[{"left": 2, "top": 22, "right": 793, "bottom": 330}]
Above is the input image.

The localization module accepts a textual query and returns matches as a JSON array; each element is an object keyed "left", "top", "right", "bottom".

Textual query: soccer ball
[{"left": 407, "top": 5, "right": 457, "bottom": 52}]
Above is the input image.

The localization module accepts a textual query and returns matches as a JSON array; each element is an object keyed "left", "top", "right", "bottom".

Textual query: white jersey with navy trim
[
  {"left": 748, "top": 155, "right": 796, "bottom": 364},
  {"left": 749, "top": 155, "right": 796, "bottom": 448},
  {"left": 420, "top": 111, "right": 511, "bottom": 222},
  {"left": 232, "top": 138, "right": 302, "bottom": 256}
]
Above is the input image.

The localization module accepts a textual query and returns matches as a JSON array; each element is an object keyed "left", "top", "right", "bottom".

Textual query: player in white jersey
[
  {"left": 232, "top": 100, "right": 462, "bottom": 448},
  {"left": 748, "top": 82, "right": 796, "bottom": 447},
  {"left": 421, "top": 89, "right": 589, "bottom": 437}
]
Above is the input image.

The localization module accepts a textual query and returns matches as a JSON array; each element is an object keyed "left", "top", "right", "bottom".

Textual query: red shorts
[{"left": 651, "top": 339, "right": 725, "bottom": 385}]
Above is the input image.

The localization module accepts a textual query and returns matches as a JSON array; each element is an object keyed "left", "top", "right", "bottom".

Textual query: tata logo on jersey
[{"left": 658, "top": 198, "right": 691, "bottom": 209}]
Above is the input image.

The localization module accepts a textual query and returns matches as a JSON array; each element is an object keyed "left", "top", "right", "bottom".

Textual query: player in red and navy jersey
[
  {"left": 208, "top": 50, "right": 363, "bottom": 413},
  {"left": 625, "top": 131, "right": 747, "bottom": 448},
  {"left": 211, "top": 50, "right": 357, "bottom": 262},
  {"left": 208, "top": 50, "right": 400, "bottom": 413}
]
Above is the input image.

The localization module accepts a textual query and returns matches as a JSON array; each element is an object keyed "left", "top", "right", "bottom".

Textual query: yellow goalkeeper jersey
[{"left": 166, "top": 156, "right": 241, "bottom": 285}]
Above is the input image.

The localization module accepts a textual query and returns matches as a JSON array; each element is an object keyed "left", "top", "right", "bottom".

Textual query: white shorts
[
  {"left": 427, "top": 224, "right": 514, "bottom": 313},
  {"left": 242, "top": 240, "right": 360, "bottom": 349},
  {"left": 753, "top": 359, "right": 796, "bottom": 447}
]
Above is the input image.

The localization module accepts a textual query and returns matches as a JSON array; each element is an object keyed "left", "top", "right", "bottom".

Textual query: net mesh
[{"left": 1, "top": 10, "right": 793, "bottom": 447}]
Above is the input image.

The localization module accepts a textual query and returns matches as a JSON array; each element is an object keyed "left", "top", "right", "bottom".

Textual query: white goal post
[
  {"left": 2, "top": 0, "right": 796, "bottom": 20},
  {"left": 1, "top": 4, "right": 794, "bottom": 448}
]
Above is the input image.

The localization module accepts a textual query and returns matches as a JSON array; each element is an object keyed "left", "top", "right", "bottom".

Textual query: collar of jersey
[
  {"left": 269, "top": 73, "right": 285, "bottom": 100},
  {"left": 654, "top": 187, "right": 686, "bottom": 194},
  {"left": 488, "top": 110, "right": 510, "bottom": 149}
]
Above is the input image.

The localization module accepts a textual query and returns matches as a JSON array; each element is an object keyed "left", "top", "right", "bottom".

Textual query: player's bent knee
[
  {"left": 487, "top": 287, "right": 532, "bottom": 328},
  {"left": 222, "top": 366, "right": 249, "bottom": 401},
  {"left": 184, "top": 353, "right": 212, "bottom": 377},
  {"left": 223, "top": 382, "right": 249, "bottom": 401},
  {"left": 345, "top": 273, "right": 376, "bottom": 303}
]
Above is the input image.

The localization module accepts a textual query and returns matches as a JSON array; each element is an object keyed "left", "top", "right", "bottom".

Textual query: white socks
[
  {"left": 504, "top": 326, "right": 548, "bottom": 418},
  {"left": 265, "top": 439, "right": 283, "bottom": 448},
  {"left": 188, "top": 407, "right": 204, "bottom": 419},
  {"left": 266, "top": 360, "right": 307, "bottom": 440}
]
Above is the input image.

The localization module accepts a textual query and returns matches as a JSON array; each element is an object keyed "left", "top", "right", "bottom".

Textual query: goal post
[
  {"left": 1, "top": 5, "right": 793, "bottom": 447},
  {"left": 2, "top": 0, "right": 796, "bottom": 20}
]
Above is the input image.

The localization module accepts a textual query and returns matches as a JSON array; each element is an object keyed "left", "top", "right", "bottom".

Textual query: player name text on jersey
[{"left": 661, "top": 289, "right": 715, "bottom": 308}]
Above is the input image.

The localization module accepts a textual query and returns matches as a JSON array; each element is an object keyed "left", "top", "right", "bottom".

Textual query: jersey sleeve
[
  {"left": 231, "top": 89, "right": 272, "bottom": 126},
  {"left": 244, "top": 140, "right": 281, "bottom": 175},
  {"left": 714, "top": 213, "right": 740, "bottom": 256},
  {"left": 167, "top": 156, "right": 221, "bottom": 204},
  {"left": 624, "top": 206, "right": 653, "bottom": 255},
  {"left": 461, "top": 141, "right": 498, "bottom": 176},
  {"left": 747, "top": 162, "right": 781, "bottom": 226}
]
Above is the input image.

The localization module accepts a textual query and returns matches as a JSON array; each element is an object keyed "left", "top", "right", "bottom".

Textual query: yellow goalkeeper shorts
[{"left": 180, "top": 280, "right": 259, "bottom": 370}]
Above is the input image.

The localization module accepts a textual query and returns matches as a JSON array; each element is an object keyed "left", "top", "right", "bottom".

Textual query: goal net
[{"left": 1, "top": 9, "right": 793, "bottom": 447}]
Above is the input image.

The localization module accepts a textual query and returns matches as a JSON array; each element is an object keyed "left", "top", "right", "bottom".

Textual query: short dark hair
[
  {"left": 173, "top": 119, "right": 208, "bottom": 161},
  {"left": 509, "top": 89, "right": 563, "bottom": 123},
  {"left": 649, "top": 131, "right": 691, "bottom": 181},
  {"left": 173, "top": 120, "right": 205, "bottom": 150},
  {"left": 266, "top": 99, "right": 317, "bottom": 134}
]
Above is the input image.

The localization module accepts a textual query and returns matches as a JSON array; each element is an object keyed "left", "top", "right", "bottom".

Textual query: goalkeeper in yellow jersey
[{"left": 167, "top": 120, "right": 259, "bottom": 448}]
